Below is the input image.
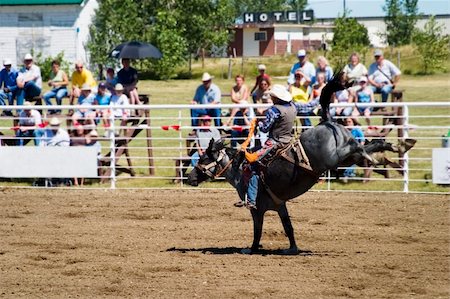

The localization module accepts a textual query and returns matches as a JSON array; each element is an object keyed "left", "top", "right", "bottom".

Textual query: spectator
[
  {"left": 342, "top": 117, "right": 365, "bottom": 183},
  {"left": 225, "top": 100, "right": 255, "bottom": 148},
  {"left": 105, "top": 68, "right": 117, "bottom": 95},
  {"left": 117, "top": 58, "right": 141, "bottom": 106},
  {"left": 368, "top": 49, "right": 401, "bottom": 103},
  {"left": 330, "top": 88, "right": 354, "bottom": 118},
  {"left": 310, "top": 72, "right": 326, "bottom": 101},
  {"left": 231, "top": 74, "right": 249, "bottom": 104},
  {"left": 39, "top": 116, "right": 70, "bottom": 147},
  {"left": 43, "top": 59, "right": 69, "bottom": 115},
  {"left": 316, "top": 56, "right": 333, "bottom": 82},
  {"left": 288, "top": 49, "right": 316, "bottom": 86},
  {"left": 250, "top": 64, "right": 271, "bottom": 96},
  {"left": 107, "top": 83, "right": 130, "bottom": 135},
  {"left": 191, "top": 115, "right": 221, "bottom": 167},
  {"left": 72, "top": 83, "right": 96, "bottom": 126},
  {"left": 94, "top": 82, "right": 111, "bottom": 128},
  {"left": 190, "top": 72, "right": 221, "bottom": 127},
  {"left": 69, "top": 61, "right": 97, "bottom": 109},
  {"left": 252, "top": 78, "right": 271, "bottom": 115},
  {"left": 343, "top": 52, "right": 368, "bottom": 86},
  {"left": 0, "top": 58, "right": 19, "bottom": 116},
  {"left": 16, "top": 53, "right": 42, "bottom": 111},
  {"left": 15, "top": 101, "right": 42, "bottom": 146},
  {"left": 289, "top": 69, "right": 311, "bottom": 104},
  {"left": 353, "top": 76, "right": 375, "bottom": 125}
]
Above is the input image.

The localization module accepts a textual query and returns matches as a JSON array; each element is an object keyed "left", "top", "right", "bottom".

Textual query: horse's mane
[{"left": 319, "top": 70, "right": 345, "bottom": 123}]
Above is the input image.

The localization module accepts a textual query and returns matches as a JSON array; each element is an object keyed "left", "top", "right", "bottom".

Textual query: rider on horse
[{"left": 241, "top": 84, "right": 297, "bottom": 209}]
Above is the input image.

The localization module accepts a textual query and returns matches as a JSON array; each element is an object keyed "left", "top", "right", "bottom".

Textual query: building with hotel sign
[{"left": 229, "top": 10, "right": 450, "bottom": 57}]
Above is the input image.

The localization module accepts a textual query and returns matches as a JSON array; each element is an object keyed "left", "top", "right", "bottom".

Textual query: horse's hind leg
[{"left": 278, "top": 204, "right": 299, "bottom": 255}]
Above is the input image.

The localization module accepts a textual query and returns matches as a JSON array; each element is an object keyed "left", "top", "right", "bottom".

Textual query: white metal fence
[{"left": 0, "top": 102, "right": 449, "bottom": 193}]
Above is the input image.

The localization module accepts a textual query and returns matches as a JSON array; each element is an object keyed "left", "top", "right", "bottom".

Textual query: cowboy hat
[
  {"left": 114, "top": 83, "right": 124, "bottom": 91},
  {"left": 81, "top": 83, "right": 92, "bottom": 91},
  {"left": 269, "top": 84, "right": 292, "bottom": 102},
  {"left": 49, "top": 117, "right": 61, "bottom": 126},
  {"left": 201, "top": 72, "right": 213, "bottom": 81}
]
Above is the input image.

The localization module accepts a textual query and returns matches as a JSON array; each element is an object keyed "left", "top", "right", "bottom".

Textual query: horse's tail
[{"left": 320, "top": 70, "right": 345, "bottom": 123}]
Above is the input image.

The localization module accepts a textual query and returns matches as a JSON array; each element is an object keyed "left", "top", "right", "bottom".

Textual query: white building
[{"left": 0, "top": 0, "right": 98, "bottom": 67}]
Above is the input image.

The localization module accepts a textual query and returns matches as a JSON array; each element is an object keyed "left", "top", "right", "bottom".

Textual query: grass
[{"left": 1, "top": 55, "right": 449, "bottom": 193}]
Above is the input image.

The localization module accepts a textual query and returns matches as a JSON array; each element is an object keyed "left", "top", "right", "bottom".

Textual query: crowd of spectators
[{"left": 0, "top": 49, "right": 402, "bottom": 184}]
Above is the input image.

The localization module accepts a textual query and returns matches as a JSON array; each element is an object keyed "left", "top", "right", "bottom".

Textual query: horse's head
[
  {"left": 187, "top": 139, "right": 232, "bottom": 186},
  {"left": 320, "top": 70, "right": 346, "bottom": 122}
]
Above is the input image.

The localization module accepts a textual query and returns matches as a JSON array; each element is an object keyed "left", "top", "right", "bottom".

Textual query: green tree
[
  {"left": 330, "top": 16, "right": 370, "bottom": 67},
  {"left": 412, "top": 16, "right": 450, "bottom": 74},
  {"left": 383, "top": 0, "right": 418, "bottom": 46}
]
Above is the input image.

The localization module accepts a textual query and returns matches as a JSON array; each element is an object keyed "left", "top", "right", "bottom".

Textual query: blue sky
[{"left": 306, "top": 0, "right": 450, "bottom": 18}]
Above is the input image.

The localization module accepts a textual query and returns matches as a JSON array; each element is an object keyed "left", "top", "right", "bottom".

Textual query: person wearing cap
[
  {"left": 43, "top": 60, "right": 69, "bottom": 115},
  {"left": 368, "top": 49, "right": 401, "bottom": 103},
  {"left": 94, "top": 82, "right": 112, "bottom": 128},
  {"left": 117, "top": 58, "right": 141, "bottom": 106},
  {"left": 15, "top": 101, "right": 42, "bottom": 146},
  {"left": 16, "top": 53, "right": 42, "bottom": 110},
  {"left": 250, "top": 64, "right": 271, "bottom": 97},
  {"left": 343, "top": 52, "right": 368, "bottom": 87},
  {"left": 72, "top": 83, "right": 96, "bottom": 126},
  {"left": 0, "top": 58, "right": 19, "bottom": 116},
  {"left": 39, "top": 116, "right": 70, "bottom": 147},
  {"left": 287, "top": 49, "right": 316, "bottom": 86},
  {"left": 69, "top": 61, "right": 97, "bottom": 107},
  {"left": 190, "top": 115, "right": 221, "bottom": 167},
  {"left": 354, "top": 76, "right": 375, "bottom": 125},
  {"left": 190, "top": 72, "right": 222, "bottom": 127},
  {"left": 240, "top": 84, "right": 297, "bottom": 209}
]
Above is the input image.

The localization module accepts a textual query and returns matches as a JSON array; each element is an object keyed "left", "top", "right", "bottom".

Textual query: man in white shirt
[
  {"left": 16, "top": 53, "right": 42, "bottom": 109},
  {"left": 287, "top": 49, "right": 316, "bottom": 86},
  {"left": 39, "top": 117, "right": 70, "bottom": 147},
  {"left": 368, "top": 49, "right": 401, "bottom": 103}
]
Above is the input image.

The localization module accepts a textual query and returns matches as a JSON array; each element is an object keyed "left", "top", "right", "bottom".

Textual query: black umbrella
[{"left": 110, "top": 41, "right": 162, "bottom": 59}]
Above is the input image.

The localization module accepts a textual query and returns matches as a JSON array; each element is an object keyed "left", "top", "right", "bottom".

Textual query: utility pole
[{"left": 343, "top": 0, "right": 346, "bottom": 15}]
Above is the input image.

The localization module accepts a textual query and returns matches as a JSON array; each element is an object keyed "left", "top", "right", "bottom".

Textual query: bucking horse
[{"left": 187, "top": 72, "right": 403, "bottom": 255}]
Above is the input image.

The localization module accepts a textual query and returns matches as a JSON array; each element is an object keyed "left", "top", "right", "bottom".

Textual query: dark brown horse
[{"left": 187, "top": 74, "right": 396, "bottom": 254}]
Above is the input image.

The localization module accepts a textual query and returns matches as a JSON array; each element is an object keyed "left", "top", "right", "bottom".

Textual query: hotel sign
[{"left": 243, "top": 10, "right": 314, "bottom": 24}]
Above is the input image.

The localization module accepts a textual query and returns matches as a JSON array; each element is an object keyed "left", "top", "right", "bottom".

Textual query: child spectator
[
  {"left": 94, "top": 82, "right": 111, "bottom": 128},
  {"left": 72, "top": 83, "right": 96, "bottom": 127},
  {"left": 330, "top": 88, "right": 354, "bottom": 118},
  {"left": 353, "top": 76, "right": 375, "bottom": 125},
  {"left": 105, "top": 68, "right": 117, "bottom": 95},
  {"left": 342, "top": 117, "right": 365, "bottom": 182}
]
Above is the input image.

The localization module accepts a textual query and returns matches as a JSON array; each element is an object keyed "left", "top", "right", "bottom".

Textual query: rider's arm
[{"left": 258, "top": 106, "right": 280, "bottom": 133}]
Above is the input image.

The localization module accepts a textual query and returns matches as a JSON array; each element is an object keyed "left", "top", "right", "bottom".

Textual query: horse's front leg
[
  {"left": 241, "top": 209, "right": 264, "bottom": 254},
  {"left": 278, "top": 204, "right": 299, "bottom": 255}
]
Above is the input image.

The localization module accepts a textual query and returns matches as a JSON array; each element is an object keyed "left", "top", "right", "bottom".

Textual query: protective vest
[{"left": 270, "top": 102, "right": 297, "bottom": 144}]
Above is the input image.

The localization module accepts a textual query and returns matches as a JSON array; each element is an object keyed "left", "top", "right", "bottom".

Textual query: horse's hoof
[
  {"left": 241, "top": 248, "right": 253, "bottom": 254},
  {"left": 282, "top": 247, "right": 299, "bottom": 255}
]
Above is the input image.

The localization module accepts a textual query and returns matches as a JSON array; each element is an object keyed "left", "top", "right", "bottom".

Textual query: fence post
[
  {"left": 109, "top": 110, "right": 116, "bottom": 189},
  {"left": 178, "top": 110, "right": 184, "bottom": 186},
  {"left": 402, "top": 104, "right": 409, "bottom": 193}
]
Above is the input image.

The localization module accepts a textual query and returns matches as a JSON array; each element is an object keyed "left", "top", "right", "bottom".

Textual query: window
[{"left": 254, "top": 32, "right": 267, "bottom": 41}]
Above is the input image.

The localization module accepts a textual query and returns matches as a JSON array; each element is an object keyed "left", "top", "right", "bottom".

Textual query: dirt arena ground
[{"left": 0, "top": 188, "right": 448, "bottom": 298}]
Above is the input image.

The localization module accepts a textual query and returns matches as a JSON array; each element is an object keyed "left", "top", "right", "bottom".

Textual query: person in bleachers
[
  {"left": 15, "top": 101, "right": 42, "bottom": 146},
  {"left": 72, "top": 83, "right": 96, "bottom": 127},
  {"left": 316, "top": 56, "right": 333, "bottom": 82},
  {"left": 343, "top": 52, "right": 368, "bottom": 87},
  {"left": 191, "top": 115, "right": 221, "bottom": 166},
  {"left": 39, "top": 117, "right": 70, "bottom": 147},
  {"left": 250, "top": 64, "right": 271, "bottom": 98},
  {"left": 330, "top": 87, "right": 354, "bottom": 118},
  {"left": 0, "top": 58, "right": 19, "bottom": 116},
  {"left": 353, "top": 76, "right": 375, "bottom": 125},
  {"left": 368, "top": 49, "right": 401, "bottom": 103},
  {"left": 117, "top": 58, "right": 141, "bottom": 106},
  {"left": 69, "top": 61, "right": 97, "bottom": 111},
  {"left": 16, "top": 53, "right": 42, "bottom": 112},
  {"left": 190, "top": 72, "right": 221, "bottom": 127},
  {"left": 287, "top": 49, "right": 316, "bottom": 86},
  {"left": 105, "top": 68, "right": 117, "bottom": 95},
  {"left": 43, "top": 59, "right": 69, "bottom": 115}
]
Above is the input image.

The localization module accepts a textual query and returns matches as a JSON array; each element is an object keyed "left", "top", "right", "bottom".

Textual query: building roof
[{"left": 0, "top": 0, "right": 83, "bottom": 5}]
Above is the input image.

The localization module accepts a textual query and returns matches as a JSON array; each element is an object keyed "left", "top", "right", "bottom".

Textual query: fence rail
[{"left": 0, "top": 102, "right": 449, "bottom": 193}]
